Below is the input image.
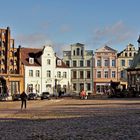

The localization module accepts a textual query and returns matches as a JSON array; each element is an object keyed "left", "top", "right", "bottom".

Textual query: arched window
[
  {"left": 1, "top": 59, "right": 4, "bottom": 64},
  {"left": 14, "top": 69, "right": 17, "bottom": 74},
  {"left": 1, "top": 68, "right": 4, "bottom": 73},
  {"left": 81, "top": 50, "right": 83, "bottom": 56},
  {"left": 77, "top": 48, "right": 80, "bottom": 55},
  {"left": 1, "top": 50, "right": 5, "bottom": 56},
  {"left": 10, "top": 59, "right": 13, "bottom": 65},
  {"left": 14, "top": 60, "right": 17, "bottom": 65},
  {"left": 2, "top": 41, "right": 5, "bottom": 47},
  {"left": 10, "top": 69, "right": 13, "bottom": 74},
  {"left": 73, "top": 50, "right": 75, "bottom": 56}
]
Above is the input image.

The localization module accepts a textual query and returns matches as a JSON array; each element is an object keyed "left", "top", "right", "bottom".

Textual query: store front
[{"left": 95, "top": 83, "right": 110, "bottom": 94}]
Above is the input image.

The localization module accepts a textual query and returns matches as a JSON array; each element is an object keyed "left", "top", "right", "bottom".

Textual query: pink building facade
[{"left": 93, "top": 46, "right": 118, "bottom": 94}]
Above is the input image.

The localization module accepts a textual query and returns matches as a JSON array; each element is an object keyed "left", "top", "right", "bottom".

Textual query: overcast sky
[{"left": 0, "top": 0, "right": 139, "bottom": 56}]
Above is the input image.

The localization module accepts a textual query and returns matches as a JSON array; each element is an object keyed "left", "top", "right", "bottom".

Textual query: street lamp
[{"left": 136, "top": 76, "right": 140, "bottom": 92}]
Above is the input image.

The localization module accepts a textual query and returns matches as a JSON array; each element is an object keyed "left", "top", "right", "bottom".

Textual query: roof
[
  {"left": 71, "top": 43, "right": 84, "bottom": 47},
  {"left": 20, "top": 48, "right": 42, "bottom": 66},
  {"left": 137, "top": 35, "right": 140, "bottom": 43},
  {"left": 56, "top": 57, "right": 69, "bottom": 68},
  {"left": 95, "top": 45, "right": 117, "bottom": 53},
  {"left": 20, "top": 47, "right": 69, "bottom": 68},
  {"left": 129, "top": 50, "right": 140, "bottom": 69}
]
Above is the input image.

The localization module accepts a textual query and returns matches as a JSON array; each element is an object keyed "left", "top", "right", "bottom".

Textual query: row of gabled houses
[{"left": 0, "top": 27, "right": 139, "bottom": 99}]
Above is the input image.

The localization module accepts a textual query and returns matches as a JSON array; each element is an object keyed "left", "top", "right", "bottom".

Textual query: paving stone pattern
[{"left": 0, "top": 98, "right": 140, "bottom": 140}]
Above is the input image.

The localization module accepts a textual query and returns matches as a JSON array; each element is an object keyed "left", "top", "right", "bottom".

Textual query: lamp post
[
  {"left": 54, "top": 76, "right": 58, "bottom": 95},
  {"left": 136, "top": 76, "right": 140, "bottom": 92}
]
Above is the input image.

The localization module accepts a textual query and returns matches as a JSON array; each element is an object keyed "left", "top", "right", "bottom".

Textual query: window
[
  {"left": 112, "top": 71, "right": 116, "bottom": 78},
  {"left": 47, "top": 70, "right": 51, "bottom": 77},
  {"left": 87, "top": 71, "right": 91, "bottom": 79},
  {"left": 35, "top": 84, "right": 40, "bottom": 93},
  {"left": 29, "top": 70, "right": 33, "bottom": 77},
  {"left": 63, "top": 72, "right": 67, "bottom": 78},
  {"left": 10, "top": 69, "right": 13, "bottom": 74},
  {"left": 86, "top": 83, "right": 91, "bottom": 90},
  {"left": 14, "top": 60, "right": 17, "bottom": 65},
  {"left": 80, "top": 71, "right": 84, "bottom": 79},
  {"left": 80, "top": 60, "right": 83, "bottom": 67},
  {"left": 10, "top": 59, "right": 13, "bottom": 65},
  {"left": 104, "top": 59, "right": 109, "bottom": 66},
  {"left": 47, "top": 59, "right": 51, "bottom": 65},
  {"left": 129, "top": 52, "right": 132, "bottom": 57},
  {"left": 104, "top": 71, "right": 108, "bottom": 78},
  {"left": 97, "top": 59, "right": 101, "bottom": 67},
  {"left": 121, "top": 60, "right": 125, "bottom": 66},
  {"left": 97, "top": 71, "right": 101, "bottom": 78},
  {"left": 73, "top": 71, "right": 77, "bottom": 79},
  {"left": 77, "top": 48, "right": 80, "bottom": 56},
  {"left": 57, "top": 60, "right": 62, "bottom": 66},
  {"left": 66, "top": 61, "right": 70, "bottom": 67},
  {"left": 73, "top": 60, "right": 77, "bottom": 67},
  {"left": 57, "top": 71, "right": 61, "bottom": 78},
  {"left": 73, "top": 50, "right": 75, "bottom": 56},
  {"left": 121, "top": 71, "right": 124, "bottom": 78},
  {"left": 125, "top": 53, "right": 127, "bottom": 57},
  {"left": 81, "top": 50, "right": 83, "bottom": 56},
  {"left": 1, "top": 68, "right": 4, "bottom": 73},
  {"left": 1, "top": 59, "right": 4, "bottom": 64},
  {"left": 14, "top": 69, "right": 17, "bottom": 74},
  {"left": 73, "top": 83, "right": 76, "bottom": 91},
  {"left": 129, "top": 60, "right": 133, "bottom": 66},
  {"left": 28, "top": 84, "right": 33, "bottom": 93},
  {"left": 87, "top": 60, "right": 91, "bottom": 67},
  {"left": 29, "top": 58, "right": 34, "bottom": 64},
  {"left": 36, "top": 70, "right": 40, "bottom": 77},
  {"left": 2, "top": 41, "right": 5, "bottom": 47},
  {"left": 1, "top": 50, "right": 5, "bottom": 56},
  {"left": 112, "top": 60, "right": 116, "bottom": 67}
]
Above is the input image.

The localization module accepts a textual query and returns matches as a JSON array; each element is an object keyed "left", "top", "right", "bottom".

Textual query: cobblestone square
[{"left": 0, "top": 98, "right": 140, "bottom": 140}]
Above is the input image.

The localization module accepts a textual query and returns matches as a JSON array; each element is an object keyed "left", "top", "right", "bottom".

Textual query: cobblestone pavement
[{"left": 0, "top": 98, "right": 140, "bottom": 140}]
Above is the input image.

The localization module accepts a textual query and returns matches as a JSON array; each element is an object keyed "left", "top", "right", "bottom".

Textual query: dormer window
[
  {"left": 29, "top": 57, "right": 34, "bottom": 64},
  {"left": 57, "top": 60, "right": 62, "bottom": 66}
]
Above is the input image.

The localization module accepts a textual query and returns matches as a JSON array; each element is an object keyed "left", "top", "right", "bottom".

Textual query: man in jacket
[{"left": 20, "top": 91, "right": 27, "bottom": 109}]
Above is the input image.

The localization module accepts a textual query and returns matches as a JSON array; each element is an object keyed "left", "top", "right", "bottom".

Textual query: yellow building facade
[{"left": 117, "top": 44, "right": 137, "bottom": 89}]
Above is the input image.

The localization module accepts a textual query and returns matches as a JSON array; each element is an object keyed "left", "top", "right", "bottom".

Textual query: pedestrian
[
  {"left": 58, "top": 90, "right": 62, "bottom": 97},
  {"left": 20, "top": 91, "right": 27, "bottom": 109},
  {"left": 80, "top": 89, "right": 86, "bottom": 99}
]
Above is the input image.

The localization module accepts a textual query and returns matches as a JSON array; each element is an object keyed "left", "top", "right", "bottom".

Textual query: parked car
[
  {"left": 40, "top": 92, "right": 50, "bottom": 100},
  {"left": 27, "top": 93, "right": 38, "bottom": 100},
  {"left": 12, "top": 94, "right": 21, "bottom": 101}
]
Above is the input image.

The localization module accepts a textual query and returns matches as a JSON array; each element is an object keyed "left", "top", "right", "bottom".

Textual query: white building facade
[
  {"left": 21, "top": 45, "right": 71, "bottom": 95},
  {"left": 63, "top": 43, "right": 94, "bottom": 95}
]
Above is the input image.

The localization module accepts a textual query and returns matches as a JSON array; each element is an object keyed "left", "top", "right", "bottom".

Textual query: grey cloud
[
  {"left": 16, "top": 33, "right": 48, "bottom": 47},
  {"left": 92, "top": 21, "right": 136, "bottom": 47},
  {"left": 60, "top": 25, "right": 71, "bottom": 33}
]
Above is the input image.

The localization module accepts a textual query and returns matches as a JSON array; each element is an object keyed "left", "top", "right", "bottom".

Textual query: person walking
[{"left": 20, "top": 91, "right": 27, "bottom": 109}]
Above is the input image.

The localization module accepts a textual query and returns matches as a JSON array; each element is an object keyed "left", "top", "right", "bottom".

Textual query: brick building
[{"left": 0, "top": 27, "right": 24, "bottom": 99}]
